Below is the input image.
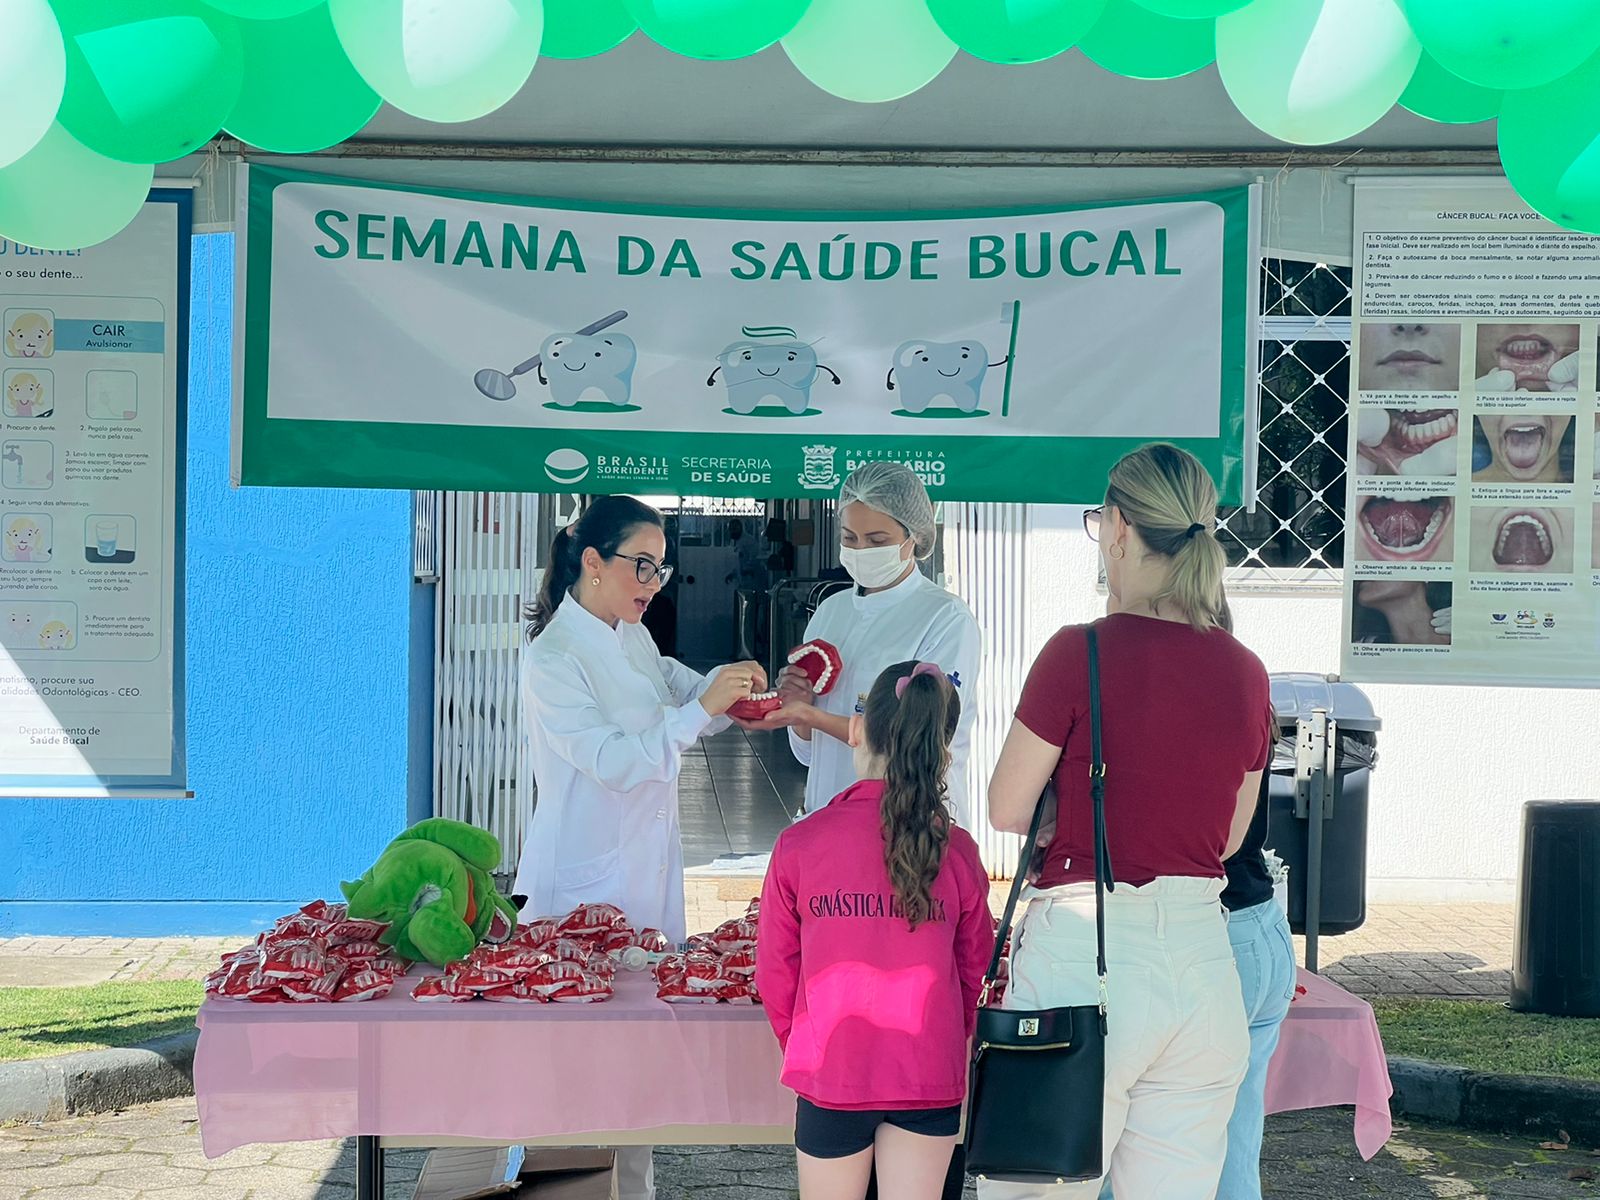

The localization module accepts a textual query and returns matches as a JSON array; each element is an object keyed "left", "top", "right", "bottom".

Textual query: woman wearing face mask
[{"left": 753, "top": 463, "right": 981, "bottom": 829}]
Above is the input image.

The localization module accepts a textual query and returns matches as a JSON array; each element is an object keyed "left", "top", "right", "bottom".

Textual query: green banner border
[{"left": 239, "top": 167, "right": 1253, "bottom": 504}]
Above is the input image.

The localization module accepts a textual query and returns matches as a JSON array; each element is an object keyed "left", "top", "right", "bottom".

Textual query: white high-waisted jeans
[{"left": 979, "top": 876, "right": 1249, "bottom": 1200}]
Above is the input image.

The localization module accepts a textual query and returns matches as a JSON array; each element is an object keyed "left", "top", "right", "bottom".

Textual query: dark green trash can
[{"left": 1510, "top": 800, "right": 1600, "bottom": 1017}]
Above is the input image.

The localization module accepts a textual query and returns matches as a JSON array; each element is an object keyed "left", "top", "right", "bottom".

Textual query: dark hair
[
  {"left": 524, "top": 495, "right": 663, "bottom": 640},
  {"left": 861, "top": 660, "right": 961, "bottom": 930}
]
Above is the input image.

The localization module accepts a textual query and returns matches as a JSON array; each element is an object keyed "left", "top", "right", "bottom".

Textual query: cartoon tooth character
[
  {"left": 39, "top": 620, "right": 71, "bottom": 649},
  {"left": 5, "top": 313, "right": 54, "bottom": 359},
  {"left": 6, "top": 609, "right": 34, "bottom": 641},
  {"left": 708, "top": 326, "right": 841, "bottom": 415},
  {"left": 6, "top": 373, "right": 49, "bottom": 418},
  {"left": 536, "top": 331, "right": 637, "bottom": 408},
  {"left": 887, "top": 340, "right": 1009, "bottom": 414},
  {"left": 4, "top": 517, "right": 49, "bottom": 562}
]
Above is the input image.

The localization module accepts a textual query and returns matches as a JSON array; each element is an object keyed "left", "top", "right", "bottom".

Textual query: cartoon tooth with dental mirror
[
  {"left": 708, "top": 325, "right": 841, "bottom": 416},
  {"left": 473, "top": 310, "right": 638, "bottom": 411}
]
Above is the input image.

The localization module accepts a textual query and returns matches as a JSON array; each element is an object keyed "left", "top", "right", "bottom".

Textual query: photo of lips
[
  {"left": 1358, "top": 323, "right": 1462, "bottom": 392},
  {"left": 1473, "top": 324, "right": 1580, "bottom": 393},
  {"left": 1354, "top": 494, "right": 1455, "bottom": 563},
  {"left": 1356, "top": 407, "right": 1458, "bottom": 477},
  {"left": 1468, "top": 507, "right": 1574, "bottom": 574},
  {"left": 1470, "top": 414, "right": 1575, "bottom": 484}
]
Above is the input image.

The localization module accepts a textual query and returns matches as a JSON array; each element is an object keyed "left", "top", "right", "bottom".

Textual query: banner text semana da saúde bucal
[{"left": 234, "top": 169, "right": 1256, "bottom": 503}]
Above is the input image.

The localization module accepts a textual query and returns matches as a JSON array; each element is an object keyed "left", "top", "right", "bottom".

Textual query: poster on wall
[
  {"left": 233, "top": 168, "right": 1258, "bottom": 503},
  {"left": 1344, "top": 177, "right": 1599, "bottom": 689},
  {"left": 0, "top": 192, "right": 188, "bottom": 795}
]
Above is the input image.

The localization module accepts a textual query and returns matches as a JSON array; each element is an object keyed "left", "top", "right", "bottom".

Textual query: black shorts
[{"left": 794, "top": 1098, "right": 962, "bottom": 1159}]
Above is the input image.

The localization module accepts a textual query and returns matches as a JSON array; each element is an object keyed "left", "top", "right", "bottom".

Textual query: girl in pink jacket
[{"left": 757, "top": 659, "right": 995, "bottom": 1200}]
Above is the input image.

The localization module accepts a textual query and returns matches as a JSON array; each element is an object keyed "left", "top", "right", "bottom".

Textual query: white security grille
[
  {"left": 413, "top": 491, "right": 441, "bottom": 582},
  {"left": 1220, "top": 259, "right": 1354, "bottom": 587},
  {"left": 943, "top": 501, "right": 1030, "bottom": 878},
  {"left": 432, "top": 492, "right": 540, "bottom": 875}
]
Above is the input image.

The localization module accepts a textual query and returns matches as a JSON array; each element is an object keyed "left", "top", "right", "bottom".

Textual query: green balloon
[
  {"left": 204, "top": 0, "right": 321, "bottom": 16},
  {"left": 0, "top": 0, "right": 66, "bottom": 171},
  {"left": 1398, "top": 52, "right": 1499, "bottom": 125},
  {"left": 225, "top": 8, "right": 380, "bottom": 153},
  {"left": 926, "top": 0, "right": 1108, "bottom": 65},
  {"left": 783, "top": 0, "right": 956, "bottom": 103},
  {"left": 1133, "top": 0, "right": 1247, "bottom": 16},
  {"left": 329, "top": 0, "right": 543, "bottom": 124},
  {"left": 1080, "top": 0, "right": 1214, "bottom": 79},
  {"left": 55, "top": 1, "right": 244, "bottom": 164},
  {"left": 623, "top": 0, "right": 809, "bottom": 60},
  {"left": 542, "top": 0, "right": 636, "bottom": 59},
  {"left": 1498, "top": 51, "right": 1600, "bottom": 235},
  {"left": 0, "top": 123, "right": 153, "bottom": 250},
  {"left": 1403, "top": 0, "right": 1600, "bottom": 90}
]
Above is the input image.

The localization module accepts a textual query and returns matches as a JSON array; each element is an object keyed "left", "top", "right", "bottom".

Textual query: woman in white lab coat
[
  {"left": 754, "top": 463, "right": 982, "bottom": 828},
  {"left": 512, "top": 495, "right": 764, "bottom": 945}
]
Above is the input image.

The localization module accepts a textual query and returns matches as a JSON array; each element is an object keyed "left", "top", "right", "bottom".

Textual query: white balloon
[
  {"left": 783, "top": 0, "right": 957, "bottom": 104},
  {"left": 0, "top": 124, "right": 153, "bottom": 252},
  {"left": 0, "top": 0, "right": 66, "bottom": 170},
  {"left": 1217, "top": 0, "right": 1419, "bottom": 145},
  {"left": 329, "top": 0, "right": 544, "bottom": 124}
]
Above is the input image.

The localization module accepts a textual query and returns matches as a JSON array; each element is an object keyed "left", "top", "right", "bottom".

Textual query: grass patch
[
  {"left": 0, "top": 981, "right": 203, "bottom": 1063},
  {"left": 1373, "top": 998, "right": 1600, "bottom": 1082}
]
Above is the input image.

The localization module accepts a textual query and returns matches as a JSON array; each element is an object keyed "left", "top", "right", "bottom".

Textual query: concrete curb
[
  {"left": 0, "top": 1030, "right": 196, "bottom": 1123},
  {"left": 1388, "top": 1056, "right": 1600, "bottom": 1144}
]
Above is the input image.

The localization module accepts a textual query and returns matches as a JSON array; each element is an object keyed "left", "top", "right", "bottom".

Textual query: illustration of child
[
  {"left": 5, "top": 373, "right": 49, "bottom": 418},
  {"left": 38, "top": 620, "right": 71, "bottom": 649},
  {"left": 5, "top": 313, "right": 54, "bottom": 359},
  {"left": 4, "top": 517, "right": 50, "bottom": 562}
]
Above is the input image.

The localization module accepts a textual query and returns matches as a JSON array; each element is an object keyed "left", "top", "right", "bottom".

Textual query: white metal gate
[
  {"left": 942, "top": 501, "right": 1030, "bottom": 878},
  {"left": 431, "top": 492, "right": 540, "bottom": 876}
]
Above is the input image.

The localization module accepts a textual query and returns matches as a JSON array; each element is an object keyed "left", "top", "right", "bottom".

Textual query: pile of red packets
[
  {"left": 655, "top": 897, "right": 761, "bottom": 1005},
  {"left": 413, "top": 902, "right": 670, "bottom": 1005},
  {"left": 205, "top": 901, "right": 404, "bottom": 1003}
]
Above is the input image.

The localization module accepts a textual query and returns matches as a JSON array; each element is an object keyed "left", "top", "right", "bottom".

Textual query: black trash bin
[
  {"left": 1510, "top": 800, "right": 1600, "bottom": 1017},
  {"left": 1266, "top": 674, "right": 1380, "bottom": 939}
]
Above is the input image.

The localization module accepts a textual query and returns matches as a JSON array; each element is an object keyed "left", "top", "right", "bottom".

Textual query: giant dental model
[{"left": 729, "top": 639, "right": 842, "bottom": 721}]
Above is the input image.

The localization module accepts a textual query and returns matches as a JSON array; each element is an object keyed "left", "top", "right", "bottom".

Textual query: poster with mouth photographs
[{"left": 1345, "top": 178, "right": 1600, "bottom": 688}]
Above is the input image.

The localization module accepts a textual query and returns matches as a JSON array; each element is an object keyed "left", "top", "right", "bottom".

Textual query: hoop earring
[
  {"left": 590, "top": 577, "right": 600, "bottom": 586},
  {"left": 1108, "top": 544, "right": 1125, "bottom": 561}
]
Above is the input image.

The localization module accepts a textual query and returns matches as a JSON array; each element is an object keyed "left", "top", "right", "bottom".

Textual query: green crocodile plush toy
[{"left": 340, "top": 818, "right": 522, "bottom": 967}]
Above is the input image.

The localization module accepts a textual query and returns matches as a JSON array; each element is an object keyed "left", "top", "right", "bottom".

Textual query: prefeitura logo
[{"left": 799, "top": 445, "right": 839, "bottom": 490}]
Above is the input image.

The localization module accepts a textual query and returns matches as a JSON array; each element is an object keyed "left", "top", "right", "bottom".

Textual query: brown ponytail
[{"left": 862, "top": 661, "right": 961, "bottom": 930}]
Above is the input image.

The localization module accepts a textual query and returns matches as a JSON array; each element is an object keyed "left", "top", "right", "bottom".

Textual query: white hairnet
[{"left": 838, "top": 461, "right": 936, "bottom": 557}]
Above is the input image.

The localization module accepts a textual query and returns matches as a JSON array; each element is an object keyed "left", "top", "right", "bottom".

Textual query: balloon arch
[{"left": 3, "top": 0, "right": 1599, "bottom": 249}]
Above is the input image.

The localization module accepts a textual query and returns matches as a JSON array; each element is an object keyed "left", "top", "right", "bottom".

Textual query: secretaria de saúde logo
[{"left": 544, "top": 448, "right": 590, "bottom": 485}]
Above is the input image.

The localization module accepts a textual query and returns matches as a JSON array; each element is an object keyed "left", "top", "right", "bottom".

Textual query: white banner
[
  {"left": 0, "top": 194, "right": 188, "bottom": 793},
  {"left": 1344, "top": 177, "right": 1600, "bottom": 688}
]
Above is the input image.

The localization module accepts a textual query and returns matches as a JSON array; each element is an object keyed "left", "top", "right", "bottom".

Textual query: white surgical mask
[{"left": 840, "top": 540, "right": 912, "bottom": 590}]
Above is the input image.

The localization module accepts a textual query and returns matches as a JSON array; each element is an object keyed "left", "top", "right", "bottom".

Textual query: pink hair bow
[{"left": 895, "top": 661, "right": 945, "bottom": 699}]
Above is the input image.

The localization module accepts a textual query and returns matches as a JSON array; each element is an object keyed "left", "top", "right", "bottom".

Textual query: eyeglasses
[
  {"left": 614, "top": 553, "right": 674, "bottom": 586},
  {"left": 1083, "top": 506, "right": 1105, "bottom": 543}
]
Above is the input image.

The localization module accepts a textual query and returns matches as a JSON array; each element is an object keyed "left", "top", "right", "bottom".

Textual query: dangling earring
[{"left": 1108, "top": 544, "right": 1125, "bottom": 560}]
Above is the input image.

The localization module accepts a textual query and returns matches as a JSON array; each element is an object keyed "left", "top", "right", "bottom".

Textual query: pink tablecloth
[
  {"left": 1265, "top": 968, "right": 1393, "bottom": 1160},
  {"left": 196, "top": 965, "right": 1392, "bottom": 1160}
]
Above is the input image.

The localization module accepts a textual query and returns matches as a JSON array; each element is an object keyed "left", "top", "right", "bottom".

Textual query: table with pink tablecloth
[
  {"left": 1265, "top": 968, "right": 1394, "bottom": 1160},
  {"left": 196, "top": 965, "right": 1392, "bottom": 1161}
]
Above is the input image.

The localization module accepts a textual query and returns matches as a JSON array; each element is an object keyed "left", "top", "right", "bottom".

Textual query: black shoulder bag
[{"left": 965, "top": 625, "right": 1113, "bottom": 1185}]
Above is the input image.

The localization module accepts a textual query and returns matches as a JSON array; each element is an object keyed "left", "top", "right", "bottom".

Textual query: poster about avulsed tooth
[
  {"left": 233, "top": 168, "right": 1259, "bottom": 504},
  {"left": 1346, "top": 178, "right": 1600, "bottom": 689}
]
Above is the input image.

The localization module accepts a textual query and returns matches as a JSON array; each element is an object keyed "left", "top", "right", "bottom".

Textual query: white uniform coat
[
  {"left": 789, "top": 569, "right": 982, "bottom": 828},
  {"left": 512, "top": 599, "right": 727, "bottom": 944}
]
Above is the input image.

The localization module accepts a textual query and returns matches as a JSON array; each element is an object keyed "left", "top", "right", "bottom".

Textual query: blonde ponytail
[{"left": 1105, "top": 443, "right": 1227, "bottom": 632}]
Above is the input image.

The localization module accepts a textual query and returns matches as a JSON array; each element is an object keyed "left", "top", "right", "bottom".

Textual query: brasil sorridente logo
[{"left": 544, "top": 448, "right": 590, "bottom": 485}]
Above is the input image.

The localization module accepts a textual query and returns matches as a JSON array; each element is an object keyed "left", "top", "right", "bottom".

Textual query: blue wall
[{"left": 0, "top": 234, "right": 428, "bottom": 937}]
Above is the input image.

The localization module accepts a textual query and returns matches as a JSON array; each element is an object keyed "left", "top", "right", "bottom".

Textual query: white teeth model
[
  {"left": 1495, "top": 515, "right": 1552, "bottom": 558},
  {"left": 787, "top": 644, "right": 835, "bottom": 693}
]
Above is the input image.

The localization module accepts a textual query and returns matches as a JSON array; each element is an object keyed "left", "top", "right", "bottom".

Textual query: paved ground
[
  {"left": 0, "top": 900, "right": 1517, "bottom": 1000},
  {"left": 1, "top": 1099, "right": 1595, "bottom": 1199}
]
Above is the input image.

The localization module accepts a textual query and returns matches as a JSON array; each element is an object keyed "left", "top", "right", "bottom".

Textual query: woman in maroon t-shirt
[{"left": 982, "top": 443, "right": 1275, "bottom": 1200}]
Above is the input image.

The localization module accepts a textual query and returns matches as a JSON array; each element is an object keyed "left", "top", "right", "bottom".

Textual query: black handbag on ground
[{"left": 965, "top": 625, "right": 1113, "bottom": 1186}]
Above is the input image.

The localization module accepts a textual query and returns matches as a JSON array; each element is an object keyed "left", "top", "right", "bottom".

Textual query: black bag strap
[{"left": 982, "top": 625, "right": 1111, "bottom": 1006}]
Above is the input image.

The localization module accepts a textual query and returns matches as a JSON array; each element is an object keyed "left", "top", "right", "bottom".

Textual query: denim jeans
[{"left": 1097, "top": 897, "right": 1296, "bottom": 1200}]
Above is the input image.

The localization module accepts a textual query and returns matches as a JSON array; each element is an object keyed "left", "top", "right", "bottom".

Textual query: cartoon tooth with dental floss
[{"left": 708, "top": 325, "right": 840, "bottom": 416}]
